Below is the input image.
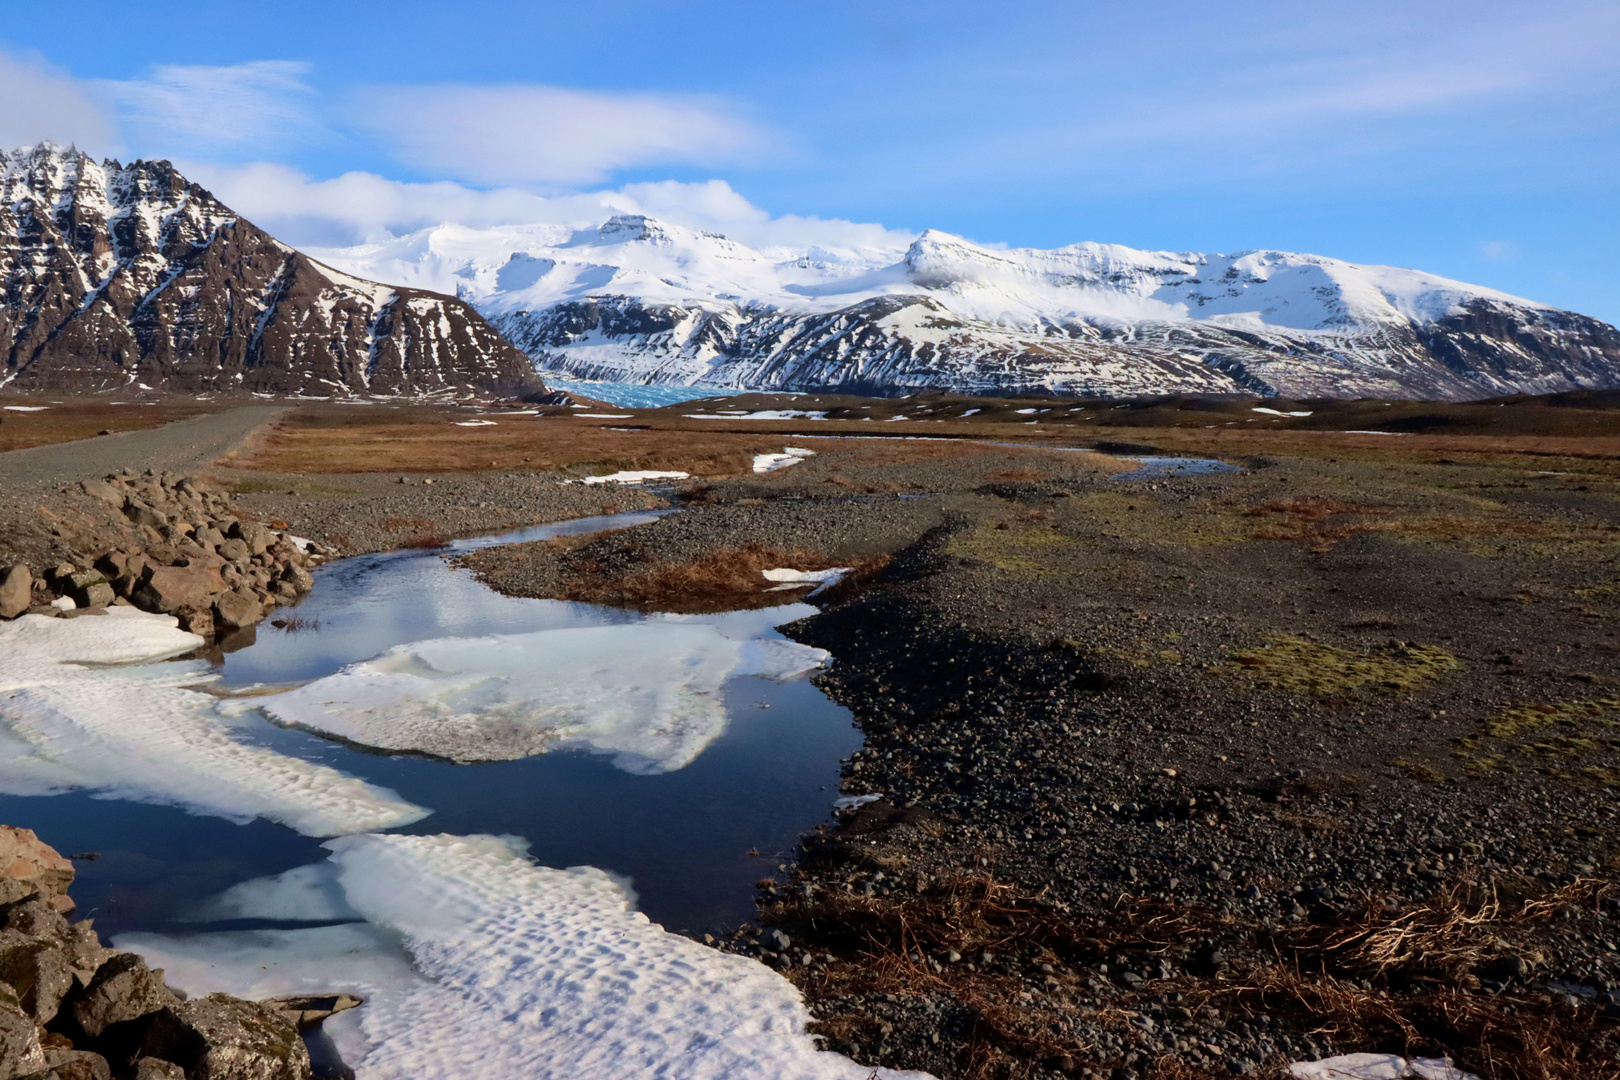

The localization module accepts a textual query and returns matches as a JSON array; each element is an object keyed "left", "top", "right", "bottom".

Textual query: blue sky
[{"left": 5, "top": 0, "right": 1619, "bottom": 321}]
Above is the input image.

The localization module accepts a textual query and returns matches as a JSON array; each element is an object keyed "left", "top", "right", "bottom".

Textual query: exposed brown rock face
[{"left": 1, "top": 143, "right": 545, "bottom": 398}]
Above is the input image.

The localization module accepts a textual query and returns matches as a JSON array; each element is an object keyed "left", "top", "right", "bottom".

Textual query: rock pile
[
  {"left": 0, "top": 825, "right": 315, "bottom": 1080},
  {"left": 0, "top": 472, "right": 331, "bottom": 637}
]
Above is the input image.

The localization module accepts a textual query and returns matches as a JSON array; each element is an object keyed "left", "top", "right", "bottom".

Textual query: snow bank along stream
[{"left": 0, "top": 511, "right": 924, "bottom": 1080}]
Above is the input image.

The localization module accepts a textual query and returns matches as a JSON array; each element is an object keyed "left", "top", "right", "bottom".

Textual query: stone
[
  {"left": 133, "top": 565, "right": 226, "bottom": 614},
  {"left": 0, "top": 565, "right": 30, "bottom": 619},
  {"left": 65, "top": 572, "right": 115, "bottom": 610},
  {"left": 213, "top": 590, "right": 265, "bottom": 631},
  {"left": 73, "top": 954, "right": 179, "bottom": 1038},
  {"left": 176, "top": 609, "right": 215, "bottom": 638},
  {"left": 0, "top": 935, "right": 76, "bottom": 1021},
  {"left": 124, "top": 503, "right": 168, "bottom": 530},
  {"left": 280, "top": 566, "right": 314, "bottom": 594},
  {"left": 140, "top": 995, "right": 311, "bottom": 1080},
  {"left": 78, "top": 481, "right": 126, "bottom": 509},
  {"left": 229, "top": 522, "right": 276, "bottom": 557},
  {"left": 0, "top": 993, "right": 48, "bottom": 1077},
  {"left": 0, "top": 826, "right": 75, "bottom": 897},
  {"left": 216, "top": 538, "right": 252, "bottom": 565},
  {"left": 261, "top": 993, "right": 362, "bottom": 1029},
  {"left": 26, "top": 1047, "right": 111, "bottom": 1080},
  {"left": 132, "top": 1058, "right": 186, "bottom": 1080}
]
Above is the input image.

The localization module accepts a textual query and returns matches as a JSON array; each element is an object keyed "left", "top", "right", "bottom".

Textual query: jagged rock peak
[{"left": 0, "top": 142, "right": 544, "bottom": 398}]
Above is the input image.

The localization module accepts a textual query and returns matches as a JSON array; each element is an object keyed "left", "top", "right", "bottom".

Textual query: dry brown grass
[
  {"left": 772, "top": 868, "right": 1620, "bottom": 1079},
  {"left": 0, "top": 401, "right": 219, "bottom": 452},
  {"left": 560, "top": 544, "right": 888, "bottom": 613}
]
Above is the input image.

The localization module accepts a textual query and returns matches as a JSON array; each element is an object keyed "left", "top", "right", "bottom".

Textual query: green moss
[
  {"left": 1484, "top": 697, "right": 1620, "bottom": 738},
  {"left": 1226, "top": 634, "right": 1459, "bottom": 696},
  {"left": 946, "top": 522, "right": 1075, "bottom": 572}
]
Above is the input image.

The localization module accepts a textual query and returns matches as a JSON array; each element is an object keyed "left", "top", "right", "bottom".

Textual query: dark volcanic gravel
[{"left": 463, "top": 442, "right": 1620, "bottom": 1079}]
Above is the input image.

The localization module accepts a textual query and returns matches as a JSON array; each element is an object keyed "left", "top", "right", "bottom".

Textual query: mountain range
[
  {"left": 317, "top": 214, "right": 1620, "bottom": 400},
  {"left": 4, "top": 141, "right": 1618, "bottom": 401},
  {"left": 0, "top": 144, "right": 544, "bottom": 397}
]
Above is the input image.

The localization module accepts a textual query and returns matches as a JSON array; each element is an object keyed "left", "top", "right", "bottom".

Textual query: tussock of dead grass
[{"left": 781, "top": 871, "right": 1620, "bottom": 1079}]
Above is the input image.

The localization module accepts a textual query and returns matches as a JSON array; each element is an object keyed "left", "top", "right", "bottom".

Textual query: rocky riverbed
[{"left": 461, "top": 441, "right": 1620, "bottom": 1080}]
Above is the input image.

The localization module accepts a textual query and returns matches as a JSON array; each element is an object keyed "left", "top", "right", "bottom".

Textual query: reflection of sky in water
[
  {"left": 221, "top": 512, "right": 668, "bottom": 686},
  {"left": 1111, "top": 456, "right": 1243, "bottom": 481},
  {"left": 0, "top": 509, "right": 861, "bottom": 937}
]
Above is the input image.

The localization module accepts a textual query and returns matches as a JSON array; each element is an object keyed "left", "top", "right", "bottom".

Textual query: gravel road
[{"left": 0, "top": 407, "right": 283, "bottom": 491}]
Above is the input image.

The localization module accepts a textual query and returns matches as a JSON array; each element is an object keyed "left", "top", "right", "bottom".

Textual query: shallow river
[{"left": 0, "top": 512, "right": 862, "bottom": 939}]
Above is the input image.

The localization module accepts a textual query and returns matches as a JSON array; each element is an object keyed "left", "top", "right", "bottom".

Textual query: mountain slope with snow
[
  {"left": 0, "top": 144, "right": 544, "bottom": 397},
  {"left": 316, "top": 214, "right": 1620, "bottom": 400}
]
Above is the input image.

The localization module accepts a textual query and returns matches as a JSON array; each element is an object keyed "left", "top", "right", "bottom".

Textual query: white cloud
[
  {"left": 94, "top": 61, "right": 320, "bottom": 158},
  {"left": 348, "top": 83, "right": 769, "bottom": 186},
  {"left": 1477, "top": 240, "right": 1520, "bottom": 262},
  {"left": 0, "top": 49, "right": 113, "bottom": 151},
  {"left": 181, "top": 160, "right": 911, "bottom": 257}
]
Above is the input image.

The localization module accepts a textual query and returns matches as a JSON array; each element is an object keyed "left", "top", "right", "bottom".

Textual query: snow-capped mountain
[
  {"left": 315, "top": 214, "right": 1620, "bottom": 399},
  {"left": 0, "top": 144, "right": 544, "bottom": 397}
]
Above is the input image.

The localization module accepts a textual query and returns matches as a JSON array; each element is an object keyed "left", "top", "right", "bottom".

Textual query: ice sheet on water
[
  {"left": 0, "top": 609, "right": 426, "bottom": 836},
  {"left": 240, "top": 617, "right": 829, "bottom": 770},
  {"left": 184, "top": 863, "right": 360, "bottom": 924},
  {"left": 123, "top": 833, "right": 930, "bottom": 1080},
  {"left": 568, "top": 470, "right": 689, "bottom": 484}
]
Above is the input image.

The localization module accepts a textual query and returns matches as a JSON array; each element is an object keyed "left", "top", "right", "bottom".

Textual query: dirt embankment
[{"left": 459, "top": 439, "right": 1620, "bottom": 1080}]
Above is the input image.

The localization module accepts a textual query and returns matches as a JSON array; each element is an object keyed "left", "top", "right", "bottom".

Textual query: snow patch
[
  {"left": 0, "top": 609, "right": 425, "bottom": 836},
  {"left": 122, "top": 833, "right": 929, "bottom": 1080},
  {"left": 569, "top": 470, "right": 689, "bottom": 485},
  {"left": 1252, "top": 407, "right": 1313, "bottom": 417},
  {"left": 761, "top": 568, "right": 850, "bottom": 596},
  {"left": 753, "top": 448, "right": 816, "bottom": 473},
  {"left": 1289, "top": 1054, "right": 1476, "bottom": 1080}
]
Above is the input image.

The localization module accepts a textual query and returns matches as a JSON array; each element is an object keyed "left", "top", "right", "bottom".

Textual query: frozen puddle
[
  {"left": 124, "top": 834, "right": 924, "bottom": 1080},
  {"left": 0, "top": 608, "right": 424, "bottom": 836},
  {"left": 238, "top": 615, "right": 828, "bottom": 770}
]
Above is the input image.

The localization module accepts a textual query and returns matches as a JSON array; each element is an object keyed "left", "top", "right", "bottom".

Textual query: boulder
[
  {"left": 124, "top": 503, "right": 168, "bottom": 531},
  {"left": 0, "top": 827, "right": 74, "bottom": 897},
  {"left": 261, "top": 994, "right": 361, "bottom": 1030},
  {"left": 213, "top": 591, "right": 265, "bottom": 631},
  {"left": 132, "top": 566, "right": 225, "bottom": 615},
  {"left": 0, "top": 934, "right": 76, "bottom": 1022},
  {"left": 229, "top": 523, "right": 276, "bottom": 558},
  {"left": 280, "top": 566, "right": 314, "bottom": 594},
  {"left": 78, "top": 481, "right": 125, "bottom": 509},
  {"left": 132, "top": 1058, "right": 185, "bottom": 1079},
  {"left": 64, "top": 572, "right": 114, "bottom": 610},
  {"left": 176, "top": 609, "right": 215, "bottom": 638},
  {"left": 0, "top": 992, "right": 48, "bottom": 1077},
  {"left": 216, "top": 539, "right": 252, "bottom": 565},
  {"left": 21, "top": 1046, "right": 111, "bottom": 1080},
  {"left": 140, "top": 995, "right": 311, "bottom": 1080},
  {"left": 0, "top": 565, "right": 30, "bottom": 619},
  {"left": 72, "top": 954, "right": 178, "bottom": 1038}
]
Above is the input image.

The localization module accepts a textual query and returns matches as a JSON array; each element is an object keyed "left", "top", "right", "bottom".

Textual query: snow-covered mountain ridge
[
  {"left": 315, "top": 214, "right": 1620, "bottom": 399},
  {"left": 0, "top": 144, "right": 544, "bottom": 396}
]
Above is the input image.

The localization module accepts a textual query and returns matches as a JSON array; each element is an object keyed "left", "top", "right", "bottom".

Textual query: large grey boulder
[
  {"left": 0, "top": 990, "right": 47, "bottom": 1076},
  {"left": 140, "top": 995, "right": 311, "bottom": 1080},
  {"left": 0, "top": 566, "right": 31, "bottom": 619},
  {"left": 0, "top": 933, "right": 75, "bottom": 1021},
  {"left": 72, "top": 954, "right": 179, "bottom": 1038},
  {"left": 20, "top": 1047, "right": 112, "bottom": 1080}
]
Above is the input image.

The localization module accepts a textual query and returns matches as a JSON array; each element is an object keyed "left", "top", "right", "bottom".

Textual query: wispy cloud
[
  {"left": 0, "top": 49, "right": 112, "bottom": 151},
  {"left": 348, "top": 83, "right": 771, "bottom": 186},
  {"left": 93, "top": 61, "right": 321, "bottom": 158},
  {"left": 181, "top": 160, "right": 908, "bottom": 254}
]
